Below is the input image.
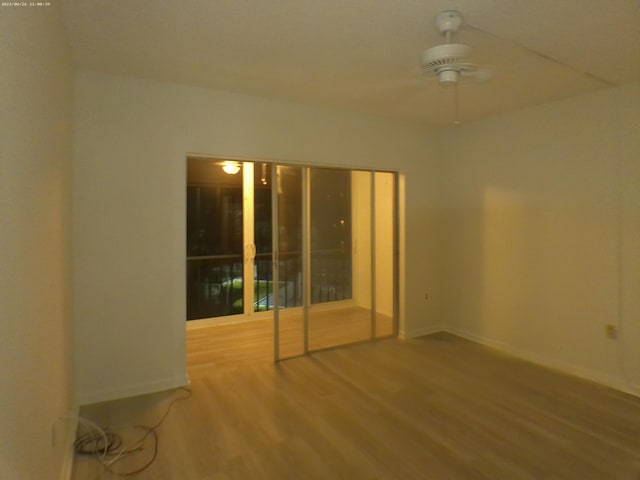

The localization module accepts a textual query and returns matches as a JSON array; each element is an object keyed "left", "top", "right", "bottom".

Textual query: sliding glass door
[{"left": 187, "top": 157, "right": 399, "bottom": 359}]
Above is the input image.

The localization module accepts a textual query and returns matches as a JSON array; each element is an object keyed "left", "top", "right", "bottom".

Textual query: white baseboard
[
  {"left": 445, "top": 327, "right": 640, "bottom": 398},
  {"left": 77, "top": 373, "right": 190, "bottom": 406},
  {"left": 399, "top": 324, "right": 445, "bottom": 340}
]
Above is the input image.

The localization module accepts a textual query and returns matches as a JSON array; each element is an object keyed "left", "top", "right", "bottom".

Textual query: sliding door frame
[
  {"left": 369, "top": 170, "right": 377, "bottom": 339},
  {"left": 271, "top": 164, "right": 280, "bottom": 362},
  {"left": 393, "top": 172, "right": 401, "bottom": 337}
]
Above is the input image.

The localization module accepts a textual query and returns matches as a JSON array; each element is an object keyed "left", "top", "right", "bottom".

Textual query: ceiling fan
[{"left": 421, "top": 10, "right": 491, "bottom": 124}]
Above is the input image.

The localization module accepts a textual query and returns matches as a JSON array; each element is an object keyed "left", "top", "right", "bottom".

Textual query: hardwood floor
[
  {"left": 186, "top": 306, "right": 394, "bottom": 376},
  {"left": 73, "top": 332, "right": 640, "bottom": 479}
]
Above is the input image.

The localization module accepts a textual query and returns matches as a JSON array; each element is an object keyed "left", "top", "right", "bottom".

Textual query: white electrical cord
[
  {"left": 72, "top": 387, "right": 191, "bottom": 476},
  {"left": 73, "top": 415, "right": 111, "bottom": 463}
]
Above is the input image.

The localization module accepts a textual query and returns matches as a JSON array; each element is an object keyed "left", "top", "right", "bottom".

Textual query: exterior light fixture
[{"left": 221, "top": 161, "right": 241, "bottom": 175}]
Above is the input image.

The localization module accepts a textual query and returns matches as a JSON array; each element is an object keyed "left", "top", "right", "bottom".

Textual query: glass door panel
[
  {"left": 351, "top": 170, "right": 373, "bottom": 335},
  {"left": 253, "top": 162, "right": 273, "bottom": 312},
  {"left": 275, "top": 165, "right": 305, "bottom": 359},
  {"left": 374, "top": 171, "right": 396, "bottom": 338},
  {"left": 308, "top": 167, "right": 368, "bottom": 351},
  {"left": 186, "top": 158, "right": 244, "bottom": 320}
]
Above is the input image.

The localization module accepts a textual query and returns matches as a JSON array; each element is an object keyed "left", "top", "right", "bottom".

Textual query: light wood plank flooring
[
  {"left": 73, "top": 333, "right": 640, "bottom": 479},
  {"left": 186, "top": 306, "right": 394, "bottom": 376}
]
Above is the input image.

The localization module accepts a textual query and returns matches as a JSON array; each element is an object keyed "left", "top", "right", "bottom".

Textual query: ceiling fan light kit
[{"left": 437, "top": 69, "right": 459, "bottom": 85}]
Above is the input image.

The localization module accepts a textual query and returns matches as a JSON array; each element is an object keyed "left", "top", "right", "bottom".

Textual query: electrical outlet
[
  {"left": 605, "top": 324, "right": 617, "bottom": 339},
  {"left": 424, "top": 292, "right": 429, "bottom": 300}
]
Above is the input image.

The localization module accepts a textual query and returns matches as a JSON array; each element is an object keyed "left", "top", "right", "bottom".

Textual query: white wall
[
  {"left": 0, "top": 5, "right": 74, "bottom": 480},
  {"left": 72, "top": 71, "right": 443, "bottom": 404},
  {"left": 440, "top": 84, "right": 640, "bottom": 394}
]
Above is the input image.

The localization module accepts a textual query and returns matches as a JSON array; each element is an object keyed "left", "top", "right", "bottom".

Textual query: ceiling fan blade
[{"left": 459, "top": 66, "right": 492, "bottom": 82}]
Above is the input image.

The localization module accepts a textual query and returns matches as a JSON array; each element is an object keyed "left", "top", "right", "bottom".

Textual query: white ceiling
[{"left": 61, "top": 0, "right": 640, "bottom": 125}]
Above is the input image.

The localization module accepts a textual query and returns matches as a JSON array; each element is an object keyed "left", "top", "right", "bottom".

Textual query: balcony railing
[{"left": 186, "top": 249, "right": 351, "bottom": 321}]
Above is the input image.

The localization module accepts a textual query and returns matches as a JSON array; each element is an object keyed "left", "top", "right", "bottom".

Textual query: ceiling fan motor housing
[
  {"left": 422, "top": 43, "right": 473, "bottom": 69},
  {"left": 422, "top": 43, "right": 473, "bottom": 84}
]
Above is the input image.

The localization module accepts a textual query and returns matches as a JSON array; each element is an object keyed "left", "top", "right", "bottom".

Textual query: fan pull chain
[{"left": 453, "top": 82, "right": 462, "bottom": 126}]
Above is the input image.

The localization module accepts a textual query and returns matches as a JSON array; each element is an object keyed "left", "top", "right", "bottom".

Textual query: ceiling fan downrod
[{"left": 435, "top": 10, "right": 463, "bottom": 41}]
